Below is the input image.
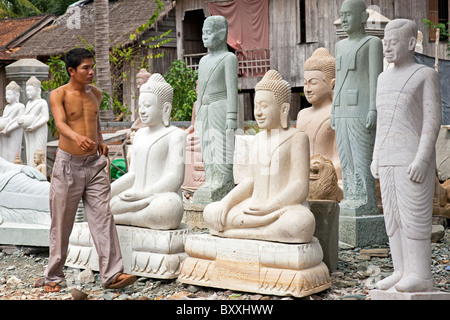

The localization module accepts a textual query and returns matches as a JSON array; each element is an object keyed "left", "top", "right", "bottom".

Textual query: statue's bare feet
[
  {"left": 376, "top": 271, "right": 402, "bottom": 290},
  {"left": 395, "top": 275, "right": 433, "bottom": 292}
]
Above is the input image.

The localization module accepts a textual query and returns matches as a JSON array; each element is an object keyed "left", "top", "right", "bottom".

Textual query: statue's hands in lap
[
  {"left": 243, "top": 201, "right": 281, "bottom": 216},
  {"left": 119, "top": 189, "right": 152, "bottom": 202}
]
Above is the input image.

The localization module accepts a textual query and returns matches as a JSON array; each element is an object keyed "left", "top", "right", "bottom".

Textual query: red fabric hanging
[{"left": 208, "top": 0, "right": 269, "bottom": 51}]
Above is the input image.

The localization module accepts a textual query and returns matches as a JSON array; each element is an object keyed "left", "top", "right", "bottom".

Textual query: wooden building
[
  {"left": 0, "top": 14, "right": 55, "bottom": 113},
  {"left": 176, "top": 0, "right": 449, "bottom": 121},
  {"left": 12, "top": 0, "right": 177, "bottom": 121}
]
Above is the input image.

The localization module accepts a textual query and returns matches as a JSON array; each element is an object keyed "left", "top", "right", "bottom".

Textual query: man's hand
[
  {"left": 75, "top": 134, "right": 96, "bottom": 153},
  {"left": 97, "top": 142, "right": 108, "bottom": 156}
]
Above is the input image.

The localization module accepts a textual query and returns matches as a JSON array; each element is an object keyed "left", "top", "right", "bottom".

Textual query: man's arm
[
  {"left": 91, "top": 86, "right": 108, "bottom": 156},
  {"left": 49, "top": 87, "right": 96, "bottom": 153}
]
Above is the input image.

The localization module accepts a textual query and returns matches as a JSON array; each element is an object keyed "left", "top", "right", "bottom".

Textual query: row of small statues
[{"left": 0, "top": 76, "right": 49, "bottom": 173}]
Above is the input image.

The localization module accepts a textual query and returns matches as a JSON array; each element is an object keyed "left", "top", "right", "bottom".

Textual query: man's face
[
  {"left": 340, "top": 1, "right": 363, "bottom": 34},
  {"left": 71, "top": 57, "right": 95, "bottom": 84},
  {"left": 202, "top": 20, "right": 225, "bottom": 49},
  {"left": 304, "top": 70, "right": 334, "bottom": 106},
  {"left": 383, "top": 28, "right": 408, "bottom": 64}
]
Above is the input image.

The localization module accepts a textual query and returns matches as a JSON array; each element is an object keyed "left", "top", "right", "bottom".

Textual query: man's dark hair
[{"left": 65, "top": 48, "right": 95, "bottom": 76}]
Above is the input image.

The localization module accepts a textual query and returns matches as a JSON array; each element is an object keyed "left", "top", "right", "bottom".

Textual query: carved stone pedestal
[
  {"left": 339, "top": 206, "right": 388, "bottom": 248},
  {"left": 66, "top": 222, "right": 191, "bottom": 279},
  {"left": 178, "top": 234, "right": 331, "bottom": 298}
]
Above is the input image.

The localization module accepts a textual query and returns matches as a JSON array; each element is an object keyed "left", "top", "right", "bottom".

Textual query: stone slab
[
  {"left": 339, "top": 214, "right": 388, "bottom": 248},
  {"left": 178, "top": 234, "right": 331, "bottom": 298},
  {"left": 65, "top": 223, "right": 191, "bottom": 279},
  {"left": 370, "top": 289, "right": 450, "bottom": 300},
  {"left": 182, "top": 203, "right": 207, "bottom": 228},
  {"left": 0, "top": 223, "right": 49, "bottom": 247}
]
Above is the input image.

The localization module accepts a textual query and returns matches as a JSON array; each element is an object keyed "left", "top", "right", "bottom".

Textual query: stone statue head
[
  {"left": 304, "top": 48, "right": 335, "bottom": 106},
  {"left": 25, "top": 76, "right": 42, "bottom": 100},
  {"left": 139, "top": 73, "right": 173, "bottom": 127},
  {"left": 340, "top": 0, "right": 368, "bottom": 34},
  {"left": 5, "top": 81, "right": 21, "bottom": 104},
  {"left": 34, "top": 148, "right": 45, "bottom": 165},
  {"left": 202, "top": 15, "right": 228, "bottom": 50},
  {"left": 384, "top": 19, "right": 418, "bottom": 64},
  {"left": 254, "top": 70, "right": 291, "bottom": 129},
  {"left": 136, "top": 68, "right": 151, "bottom": 90}
]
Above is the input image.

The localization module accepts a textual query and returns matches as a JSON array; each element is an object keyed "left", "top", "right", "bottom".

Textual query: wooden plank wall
[{"left": 176, "top": 0, "right": 449, "bottom": 121}]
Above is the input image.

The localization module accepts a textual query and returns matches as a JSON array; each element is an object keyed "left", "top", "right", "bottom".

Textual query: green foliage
[
  {"left": 41, "top": 55, "right": 69, "bottom": 91},
  {"left": 41, "top": 55, "right": 70, "bottom": 138},
  {"left": 163, "top": 60, "right": 198, "bottom": 121},
  {"left": 0, "top": 0, "right": 78, "bottom": 18},
  {"left": 422, "top": 18, "right": 450, "bottom": 56}
]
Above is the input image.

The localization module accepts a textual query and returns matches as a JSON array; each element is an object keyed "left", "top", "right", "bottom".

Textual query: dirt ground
[{"left": 0, "top": 228, "right": 448, "bottom": 301}]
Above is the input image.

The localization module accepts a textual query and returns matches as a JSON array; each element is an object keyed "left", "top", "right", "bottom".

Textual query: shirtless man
[{"left": 35, "top": 48, "right": 136, "bottom": 292}]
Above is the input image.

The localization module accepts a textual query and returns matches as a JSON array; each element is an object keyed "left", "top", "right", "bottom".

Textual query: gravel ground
[{"left": 0, "top": 227, "right": 448, "bottom": 301}]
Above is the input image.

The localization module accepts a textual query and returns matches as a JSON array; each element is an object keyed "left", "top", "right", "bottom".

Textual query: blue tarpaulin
[{"left": 414, "top": 52, "right": 450, "bottom": 125}]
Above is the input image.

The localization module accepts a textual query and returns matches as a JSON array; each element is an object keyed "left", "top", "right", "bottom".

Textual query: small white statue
[
  {"left": 110, "top": 74, "right": 186, "bottom": 230},
  {"left": 33, "top": 148, "right": 47, "bottom": 177},
  {"left": 0, "top": 81, "right": 25, "bottom": 163},
  {"left": 17, "top": 76, "right": 49, "bottom": 166},
  {"left": 371, "top": 19, "right": 442, "bottom": 292}
]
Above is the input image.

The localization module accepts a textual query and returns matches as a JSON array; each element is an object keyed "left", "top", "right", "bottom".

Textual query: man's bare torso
[{"left": 53, "top": 84, "right": 101, "bottom": 155}]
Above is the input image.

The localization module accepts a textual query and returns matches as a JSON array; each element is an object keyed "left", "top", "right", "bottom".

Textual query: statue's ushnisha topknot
[
  {"left": 304, "top": 48, "right": 335, "bottom": 82},
  {"left": 139, "top": 73, "right": 173, "bottom": 108},
  {"left": 255, "top": 70, "right": 291, "bottom": 107}
]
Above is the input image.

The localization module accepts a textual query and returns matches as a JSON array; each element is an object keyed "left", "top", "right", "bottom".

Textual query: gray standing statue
[
  {"left": 331, "top": 0, "right": 383, "bottom": 214},
  {"left": 193, "top": 15, "right": 238, "bottom": 204},
  {"left": 372, "top": 19, "right": 441, "bottom": 293}
]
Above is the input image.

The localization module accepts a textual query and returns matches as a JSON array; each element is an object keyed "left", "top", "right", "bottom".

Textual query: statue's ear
[
  {"left": 408, "top": 36, "right": 417, "bottom": 51},
  {"left": 281, "top": 102, "right": 290, "bottom": 129},
  {"left": 162, "top": 102, "right": 172, "bottom": 126},
  {"left": 361, "top": 10, "right": 369, "bottom": 24}
]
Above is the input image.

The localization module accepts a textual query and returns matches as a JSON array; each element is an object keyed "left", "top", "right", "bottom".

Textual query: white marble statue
[
  {"left": 203, "top": 70, "right": 315, "bottom": 243},
  {"left": 371, "top": 19, "right": 442, "bottom": 293},
  {"left": 0, "top": 81, "right": 25, "bottom": 163},
  {"left": 110, "top": 73, "right": 186, "bottom": 230},
  {"left": 0, "top": 156, "right": 50, "bottom": 226},
  {"left": 17, "top": 76, "right": 49, "bottom": 166}
]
